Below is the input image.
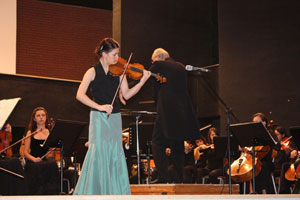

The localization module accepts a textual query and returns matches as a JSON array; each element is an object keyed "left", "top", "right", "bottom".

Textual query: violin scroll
[{"left": 154, "top": 73, "right": 167, "bottom": 83}]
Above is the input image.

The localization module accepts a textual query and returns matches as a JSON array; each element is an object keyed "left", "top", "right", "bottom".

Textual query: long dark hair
[
  {"left": 94, "top": 37, "right": 120, "bottom": 57},
  {"left": 207, "top": 127, "right": 218, "bottom": 144},
  {"left": 28, "top": 107, "right": 50, "bottom": 132}
]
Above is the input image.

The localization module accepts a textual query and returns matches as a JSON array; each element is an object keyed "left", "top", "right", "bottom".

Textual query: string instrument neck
[{"left": 129, "top": 65, "right": 156, "bottom": 78}]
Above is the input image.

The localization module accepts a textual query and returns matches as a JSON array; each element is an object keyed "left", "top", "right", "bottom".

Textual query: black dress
[{"left": 24, "top": 136, "right": 60, "bottom": 195}]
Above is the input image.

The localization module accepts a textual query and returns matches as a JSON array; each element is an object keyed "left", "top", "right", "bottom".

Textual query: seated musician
[
  {"left": 273, "top": 126, "right": 297, "bottom": 194},
  {"left": 23, "top": 107, "right": 60, "bottom": 195},
  {"left": 152, "top": 145, "right": 184, "bottom": 183},
  {"left": 0, "top": 123, "right": 27, "bottom": 195},
  {"left": 251, "top": 112, "right": 275, "bottom": 194},
  {"left": 293, "top": 154, "right": 300, "bottom": 193},
  {"left": 165, "top": 146, "right": 178, "bottom": 183},
  {"left": 194, "top": 137, "right": 208, "bottom": 180},
  {"left": 195, "top": 127, "right": 223, "bottom": 184},
  {"left": 0, "top": 123, "right": 12, "bottom": 158},
  {"left": 183, "top": 140, "right": 196, "bottom": 183}
]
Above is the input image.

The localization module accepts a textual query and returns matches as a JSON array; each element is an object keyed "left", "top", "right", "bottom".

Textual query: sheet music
[{"left": 0, "top": 97, "right": 21, "bottom": 130}]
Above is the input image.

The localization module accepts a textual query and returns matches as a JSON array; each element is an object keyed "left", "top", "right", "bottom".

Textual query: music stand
[
  {"left": 44, "top": 119, "right": 87, "bottom": 194},
  {"left": 124, "top": 111, "right": 156, "bottom": 184},
  {"left": 0, "top": 97, "right": 21, "bottom": 130},
  {"left": 230, "top": 121, "right": 277, "bottom": 193},
  {"left": 129, "top": 121, "right": 154, "bottom": 184},
  {"left": 214, "top": 136, "right": 239, "bottom": 159}
]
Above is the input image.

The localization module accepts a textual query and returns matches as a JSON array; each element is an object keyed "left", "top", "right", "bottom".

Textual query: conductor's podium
[{"left": 130, "top": 184, "right": 240, "bottom": 195}]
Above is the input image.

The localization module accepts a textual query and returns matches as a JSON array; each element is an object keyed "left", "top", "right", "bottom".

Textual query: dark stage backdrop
[
  {"left": 218, "top": 1, "right": 300, "bottom": 134},
  {"left": 114, "top": 0, "right": 220, "bottom": 129}
]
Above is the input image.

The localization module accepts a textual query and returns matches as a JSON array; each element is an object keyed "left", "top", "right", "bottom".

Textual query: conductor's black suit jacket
[{"left": 149, "top": 58, "right": 199, "bottom": 141}]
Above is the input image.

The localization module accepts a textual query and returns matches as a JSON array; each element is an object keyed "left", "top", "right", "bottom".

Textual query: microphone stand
[{"left": 196, "top": 71, "right": 239, "bottom": 194}]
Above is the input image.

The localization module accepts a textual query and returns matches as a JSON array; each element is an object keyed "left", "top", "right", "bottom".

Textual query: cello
[
  {"left": 229, "top": 118, "right": 275, "bottom": 182},
  {"left": 285, "top": 163, "right": 297, "bottom": 181},
  {"left": 285, "top": 151, "right": 300, "bottom": 180},
  {"left": 296, "top": 156, "right": 300, "bottom": 178},
  {"left": 229, "top": 147, "right": 263, "bottom": 182}
]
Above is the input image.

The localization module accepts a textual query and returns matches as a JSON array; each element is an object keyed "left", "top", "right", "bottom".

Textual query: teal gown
[{"left": 73, "top": 111, "right": 130, "bottom": 195}]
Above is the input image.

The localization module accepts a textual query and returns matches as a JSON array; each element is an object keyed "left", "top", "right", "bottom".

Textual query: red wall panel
[{"left": 16, "top": 0, "right": 112, "bottom": 80}]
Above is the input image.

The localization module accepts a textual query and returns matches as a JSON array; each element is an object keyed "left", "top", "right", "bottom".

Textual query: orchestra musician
[
  {"left": 183, "top": 140, "right": 196, "bottom": 183},
  {"left": 194, "top": 137, "right": 208, "bottom": 172},
  {"left": 0, "top": 123, "right": 12, "bottom": 158},
  {"left": 293, "top": 154, "right": 300, "bottom": 193},
  {"left": 251, "top": 112, "right": 275, "bottom": 194},
  {"left": 0, "top": 123, "right": 28, "bottom": 195},
  {"left": 195, "top": 127, "right": 224, "bottom": 184},
  {"left": 23, "top": 107, "right": 60, "bottom": 194},
  {"left": 273, "top": 126, "right": 297, "bottom": 194}
]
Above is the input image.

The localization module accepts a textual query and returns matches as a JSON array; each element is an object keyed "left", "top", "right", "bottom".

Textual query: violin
[
  {"left": 272, "top": 136, "right": 293, "bottom": 158},
  {"left": 280, "top": 136, "right": 293, "bottom": 151},
  {"left": 109, "top": 57, "right": 167, "bottom": 83},
  {"left": 0, "top": 129, "right": 13, "bottom": 158}
]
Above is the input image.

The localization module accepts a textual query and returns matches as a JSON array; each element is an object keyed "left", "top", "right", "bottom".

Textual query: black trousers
[
  {"left": 152, "top": 129, "right": 184, "bottom": 183},
  {"left": 255, "top": 160, "right": 275, "bottom": 194}
]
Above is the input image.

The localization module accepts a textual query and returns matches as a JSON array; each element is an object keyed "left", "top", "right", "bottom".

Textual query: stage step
[{"left": 130, "top": 183, "right": 239, "bottom": 195}]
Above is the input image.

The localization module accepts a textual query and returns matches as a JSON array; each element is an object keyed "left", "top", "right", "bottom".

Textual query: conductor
[{"left": 149, "top": 48, "right": 199, "bottom": 183}]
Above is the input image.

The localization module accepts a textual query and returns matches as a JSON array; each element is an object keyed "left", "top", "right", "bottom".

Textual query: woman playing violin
[
  {"left": 73, "top": 37, "right": 151, "bottom": 195},
  {"left": 195, "top": 127, "right": 223, "bottom": 184},
  {"left": 273, "top": 126, "right": 298, "bottom": 194}
]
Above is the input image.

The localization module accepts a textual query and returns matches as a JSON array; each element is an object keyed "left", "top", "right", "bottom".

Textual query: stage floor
[
  {"left": 0, "top": 184, "right": 299, "bottom": 200},
  {"left": 0, "top": 194, "right": 300, "bottom": 200}
]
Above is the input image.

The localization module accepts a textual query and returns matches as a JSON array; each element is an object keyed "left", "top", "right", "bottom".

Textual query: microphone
[{"left": 185, "top": 65, "right": 211, "bottom": 72}]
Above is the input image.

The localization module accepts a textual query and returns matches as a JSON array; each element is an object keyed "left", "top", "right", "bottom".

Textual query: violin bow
[
  {"left": 41, "top": 147, "right": 57, "bottom": 159},
  {"left": 0, "top": 128, "right": 41, "bottom": 155},
  {"left": 107, "top": 53, "right": 133, "bottom": 119},
  {"left": 0, "top": 129, "right": 41, "bottom": 179}
]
